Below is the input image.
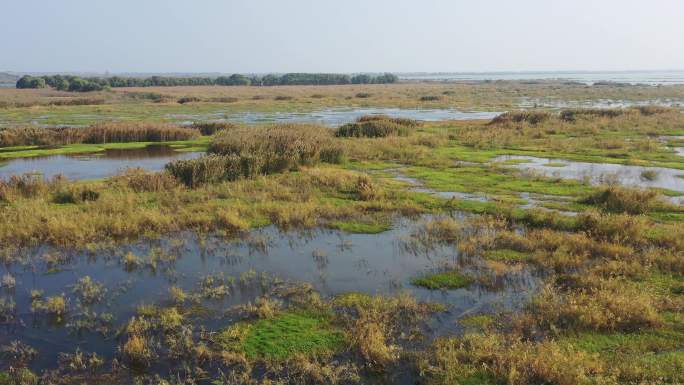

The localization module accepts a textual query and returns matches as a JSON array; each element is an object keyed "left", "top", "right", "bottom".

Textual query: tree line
[{"left": 16, "top": 73, "right": 399, "bottom": 92}]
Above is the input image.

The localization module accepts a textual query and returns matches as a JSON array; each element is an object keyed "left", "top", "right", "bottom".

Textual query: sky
[{"left": 2, "top": 0, "right": 684, "bottom": 74}]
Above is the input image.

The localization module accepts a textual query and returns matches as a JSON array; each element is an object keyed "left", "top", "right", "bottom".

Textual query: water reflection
[
  {"left": 0, "top": 216, "right": 540, "bottom": 371},
  {"left": 0, "top": 145, "right": 202, "bottom": 181}
]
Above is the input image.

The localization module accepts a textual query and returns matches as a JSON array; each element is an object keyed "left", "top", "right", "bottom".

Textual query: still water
[{"left": 0, "top": 145, "right": 202, "bottom": 181}]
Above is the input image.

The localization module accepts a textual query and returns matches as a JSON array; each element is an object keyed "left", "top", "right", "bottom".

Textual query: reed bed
[
  {"left": 167, "top": 124, "right": 343, "bottom": 187},
  {"left": 335, "top": 115, "right": 420, "bottom": 138},
  {"left": 0, "top": 122, "right": 200, "bottom": 147}
]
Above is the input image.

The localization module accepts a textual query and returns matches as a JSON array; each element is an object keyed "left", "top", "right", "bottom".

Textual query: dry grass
[{"left": 0, "top": 121, "right": 199, "bottom": 147}]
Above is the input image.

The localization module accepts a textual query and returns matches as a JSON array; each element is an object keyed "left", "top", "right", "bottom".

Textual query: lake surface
[
  {"left": 400, "top": 70, "right": 684, "bottom": 85},
  {"left": 0, "top": 216, "right": 539, "bottom": 372},
  {"left": 0, "top": 145, "right": 202, "bottom": 181},
  {"left": 171, "top": 107, "right": 500, "bottom": 126}
]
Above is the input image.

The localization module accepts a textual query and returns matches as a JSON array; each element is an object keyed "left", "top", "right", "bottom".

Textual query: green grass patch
[
  {"left": 562, "top": 328, "right": 684, "bottom": 357},
  {"left": 216, "top": 312, "right": 344, "bottom": 360},
  {"left": 405, "top": 165, "right": 593, "bottom": 197},
  {"left": 328, "top": 219, "right": 391, "bottom": 234},
  {"left": 412, "top": 270, "right": 473, "bottom": 290},
  {"left": 483, "top": 249, "right": 532, "bottom": 263}
]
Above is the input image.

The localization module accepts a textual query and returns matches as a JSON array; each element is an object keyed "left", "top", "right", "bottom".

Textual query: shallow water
[
  {"left": 172, "top": 107, "right": 499, "bottom": 126},
  {"left": 0, "top": 145, "right": 202, "bottom": 181},
  {"left": 495, "top": 155, "right": 684, "bottom": 194},
  {"left": 390, "top": 169, "right": 577, "bottom": 215},
  {"left": 518, "top": 97, "right": 683, "bottom": 109},
  {"left": 400, "top": 70, "right": 684, "bottom": 85},
  {"left": 0, "top": 217, "right": 539, "bottom": 372}
]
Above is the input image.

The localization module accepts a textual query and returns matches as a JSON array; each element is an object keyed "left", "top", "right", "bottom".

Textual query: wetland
[{"left": 1, "top": 81, "right": 684, "bottom": 385}]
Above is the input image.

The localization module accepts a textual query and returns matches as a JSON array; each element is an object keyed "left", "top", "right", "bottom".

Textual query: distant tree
[
  {"left": 375, "top": 73, "right": 399, "bottom": 84},
  {"left": 16, "top": 75, "right": 46, "bottom": 89},
  {"left": 351, "top": 74, "right": 372, "bottom": 84},
  {"left": 53, "top": 77, "right": 70, "bottom": 91},
  {"left": 261, "top": 74, "right": 281, "bottom": 86},
  {"left": 216, "top": 74, "right": 251, "bottom": 86}
]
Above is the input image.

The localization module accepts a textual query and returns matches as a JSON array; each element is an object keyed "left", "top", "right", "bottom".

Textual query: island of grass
[
  {"left": 215, "top": 312, "right": 344, "bottom": 360},
  {"left": 412, "top": 270, "right": 473, "bottom": 290}
]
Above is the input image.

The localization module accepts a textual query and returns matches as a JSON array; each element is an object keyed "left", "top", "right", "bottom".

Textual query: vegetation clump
[
  {"left": 335, "top": 115, "right": 419, "bottom": 138},
  {"left": 108, "top": 168, "right": 180, "bottom": 192},
  {"left": 216, "top": 312, "right": 344, "bottom": 360},
  {"left": 0, "top": 122, "right": 199, "bottom": 147},
  {"left": 190, "top": 121, "right": 238, "bottom": 136},
  {"left": 489, "top": 110, "right": 551, "bottom": 125},
  {"left": 412, "top": 270, "right": 474, "bottom": 290},
  {"left": 579, "top": 186, "right": 667, "bottom": 214},
  {"left": 169, "top": 124, "right": 341, "bottom": 187}
]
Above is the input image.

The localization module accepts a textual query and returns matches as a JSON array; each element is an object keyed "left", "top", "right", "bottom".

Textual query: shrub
[
  {"left": 355, "top": 92, "right": 372, "bottom": 98},
  {"left": 489, "top": 111, "right": 551, "bottom": 125},
  {"left": 356, "top": 115, "right": 420, "bottom": 127},
  {"left": 109, "top": 168, "right": 180, "bottom": 192},
  {"left": 319, "top": 144, "right": 347, "bottom": 164},
  {"left": 559, "top": 108, "right": 624, "bottom": 122},
  {"left": 177, "top": 96, "right": 201, "bottom": 104},
  {"left": 579, "top": 186, "right": 665, "bottom": 214},
  {"left": 190, "top": 121, "right": 238, "bottom": 136},
  {"left": 166, "top": 155, "right": 237, "bottom": 188},
  {"left": 420, "top": 95, "right": 441, "bottom": 101},
  {"left": 52, "top": 186, "right": 100, "bottom": 204},
  {"left": 635, "top": 105, "right": 673, "bottom": 116},
  {"left": 335, "top": 117, "right": 416, "bottom": 138},
  {"left": 210, "top": 124, "right": 334, "bottom": 170},
  {"left": 0, "top": 174, "right": 57, "bottom": 201}
]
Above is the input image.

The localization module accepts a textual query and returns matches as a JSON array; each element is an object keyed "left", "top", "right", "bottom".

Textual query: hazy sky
[{"left": 2, "top": 0, "right": 683, "bottom": 73}]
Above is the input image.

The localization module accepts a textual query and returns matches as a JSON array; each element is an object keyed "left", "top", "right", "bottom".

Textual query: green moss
[
  {"left": 405, "top": 165, "right": 592, "bottom": 198},
  {"left": 412, "top": 270, "right": 473, "bottom": 290},
  {"left": 328, "top": 220, "right": 391, "bottom": 234},
  {"left": 483, "top": 249, "right": 532, "bottom": 263},
  {"left": 217, "top": 312, "right": 344, "bottom": 360}
]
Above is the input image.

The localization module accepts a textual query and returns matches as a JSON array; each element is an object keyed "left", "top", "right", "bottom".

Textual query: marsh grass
[
  {"left": 0, "top": 121, "right": 199, "bottom": 147},
  {"left": 190, "top": 121, "right": 238, "bottom": 136},
  {"left": 169, "top": 124, "right": 342, "bottom": 187},
  {"left": 579, "top": 186, "right": 671, "bottom": 214},
  {"left": 335, "top": 115, "right": 420, "bottom": 138},
  {"left": 108, "top": 167, "right": 180, "bottom": 192}
]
